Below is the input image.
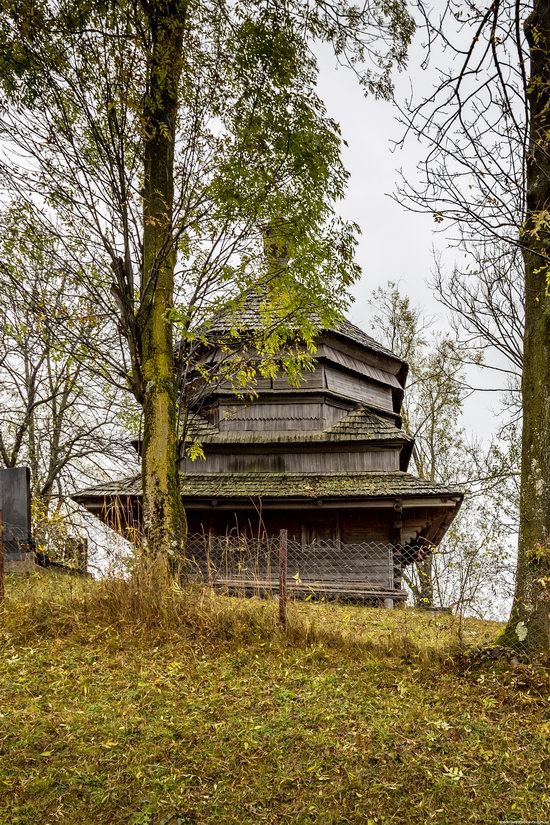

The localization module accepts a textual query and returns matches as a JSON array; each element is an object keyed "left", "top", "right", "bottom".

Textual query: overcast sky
[
  {"left": 316, "top": 41, "right": 443, "bottom": 320},
  {"left": 315, "top": 38, "right": 509, "bottom": 444}
]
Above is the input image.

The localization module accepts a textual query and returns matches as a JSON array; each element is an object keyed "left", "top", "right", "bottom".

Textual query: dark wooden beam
[{"left": 392, "top": 498, "right": 403, "bottom": 590}]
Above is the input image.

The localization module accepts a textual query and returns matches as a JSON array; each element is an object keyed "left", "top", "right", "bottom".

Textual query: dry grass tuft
[
  {"left": 1, "top": 564, "right": 276, "bottom": 647},
  {"left": 1, "top": 566, "right": 501, "bottom": 663}
]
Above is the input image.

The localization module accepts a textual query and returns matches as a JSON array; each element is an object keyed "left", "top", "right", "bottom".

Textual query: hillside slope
[{"left": 0, "top": 573, "right": 548, "bottom": 824}]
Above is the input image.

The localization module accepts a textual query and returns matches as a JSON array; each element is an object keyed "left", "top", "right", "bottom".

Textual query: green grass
[{"left": 0, "top": 572, "right": 548, "bottom": 824}]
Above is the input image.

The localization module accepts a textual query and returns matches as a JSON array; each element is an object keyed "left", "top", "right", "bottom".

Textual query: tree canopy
[{"left": 0, "top": 0, "right": 414, "bottom": 556}]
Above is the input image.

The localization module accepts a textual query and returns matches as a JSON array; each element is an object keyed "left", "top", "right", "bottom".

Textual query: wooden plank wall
[
  {"left": 322, "top": 402, "right": 350, "bottom": 426},
  {"left": 324, "top": 366, "right": 393, "bottom": 410},
  {"left": 186, "top": 507, "right": 393, "bottom": 545},
  {"left": 217, "top": 365, "right": 325, "bottom": 394},
  {"left": 218, "top": 401, "right": 323, "bottom": 431},
  {"left": 180, "top": 449, "right": 400, "bottom": 474}
]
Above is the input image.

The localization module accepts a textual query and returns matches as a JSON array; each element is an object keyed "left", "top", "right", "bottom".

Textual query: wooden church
[{"left": 74, "top": 294, "right": 463, "bottom": 603}]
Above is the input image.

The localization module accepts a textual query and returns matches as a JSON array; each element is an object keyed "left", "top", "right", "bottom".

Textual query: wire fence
[{"left": 185, "top": 531, "right": 404, "bottom": 609}]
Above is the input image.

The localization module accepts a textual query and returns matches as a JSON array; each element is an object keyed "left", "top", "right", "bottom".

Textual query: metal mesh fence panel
[
  {"left": 286, "top": 538, "right": 399, "bottom": 602},
  {"left": 185, "top": 533, "right": 280, "bottom": 597},
  {"left": 184, "top": 533, "right": 403, "bottom": 604}
]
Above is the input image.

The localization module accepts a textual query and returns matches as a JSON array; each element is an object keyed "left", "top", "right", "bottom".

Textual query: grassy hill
[{"left": 0, "top": 572, "right": 548, "bottom": 824}]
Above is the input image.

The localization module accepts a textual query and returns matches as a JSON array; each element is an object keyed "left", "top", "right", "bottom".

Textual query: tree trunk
[
  {"left": 138, "top": 0, "right": 188, "bottom": 560},
  {"left": 501, "top": 1, "right": 550, "bottom": 655}
]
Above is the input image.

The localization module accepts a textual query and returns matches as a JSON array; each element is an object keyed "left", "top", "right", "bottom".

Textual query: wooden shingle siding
[
  {"left": 218, "top": 401, "right": 323, "bottom": 431},
  {"left": 324, "top": 366, "right": 393, "bottom": 410},
  {"left": 317, "top": 344, "right": 402, "bottom": 389},
  {"left": 272, "top": 366, "right": 325, "bottom": 389}
]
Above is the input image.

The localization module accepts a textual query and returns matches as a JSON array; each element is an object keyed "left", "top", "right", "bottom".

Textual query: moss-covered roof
[
  {"left": 185, "top": 405, "right": 412, "bottom": 446},
  {"left": 328, "top": 406, "right": 409, "bottom": 440},
  {"left": 74, "top": 471, "right": 463, "bottom": 503}
]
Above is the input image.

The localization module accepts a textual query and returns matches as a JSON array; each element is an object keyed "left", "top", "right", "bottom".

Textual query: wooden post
[
  {"left": 0, "top": 510, "right": 4, "bottom": 601},
  {"left": 279, "top": 528, "right": 287, "bottom": 630},
  {"left": 392, "top": 499, "right": 403, "bottom": 592}
]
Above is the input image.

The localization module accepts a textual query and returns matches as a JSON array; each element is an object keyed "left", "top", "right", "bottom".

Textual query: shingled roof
[
  {"left": 206, "top": 288, "right": 403, "bottom": 364},
  {"left": 184, "top": 405, "right": 413, "bottom": 446},
  {"left": 74, "top": 470, "right": 462, "bottom": 503},
  {"left": 328, "top": 406, "right": 408, "bottom": 440},
  {"left": 330, "top": 318, "right": 402, "bottom": 362}
]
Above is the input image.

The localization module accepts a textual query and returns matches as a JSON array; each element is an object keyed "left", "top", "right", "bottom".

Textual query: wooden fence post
[
  {"left": 0, "top": 510, "right": 4, "bottom": 601},
  {"left": 279, "top": 528, "right": 287, "bottom": 630}
]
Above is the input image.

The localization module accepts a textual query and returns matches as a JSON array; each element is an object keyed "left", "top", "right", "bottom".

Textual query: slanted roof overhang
[
  {"left": 315, "top": 343, "right": 402, "bottom": 387},
  {"left": 73, "top": 471, "right": 463, "bottom": 507},
  {"left": 177, "top": 498, "right": 461, "bottom": 513},
  {"left": 135, "top": 411, "right": 414, "bottom": 468},
  {"left": 315, "top": 337, "right": 407, "bottom": 412},
  {"left": 73, "top": 471, "right": 462, "bottom": 553}
]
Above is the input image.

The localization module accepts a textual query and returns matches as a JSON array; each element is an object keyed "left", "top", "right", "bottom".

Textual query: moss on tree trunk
[
  {"left": 138, "top": 0, "right": 188, "bottom": 560},
  {"left": 501, "top": 0, "right": 550, "bottom": 655}
]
